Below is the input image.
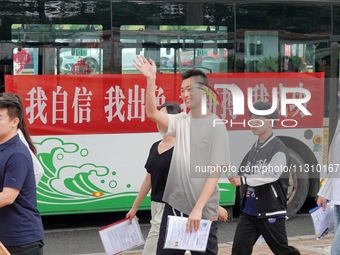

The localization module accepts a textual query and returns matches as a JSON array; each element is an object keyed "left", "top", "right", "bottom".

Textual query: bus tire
[{"left": 286, "top": 148, "right": 310, "bottom": 219}]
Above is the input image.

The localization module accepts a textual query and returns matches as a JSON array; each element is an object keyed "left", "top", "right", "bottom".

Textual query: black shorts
[{"left": 6, "top": 240, "right": 44, "bottom": 255}]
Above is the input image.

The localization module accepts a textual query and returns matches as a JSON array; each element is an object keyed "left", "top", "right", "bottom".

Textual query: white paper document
[
  {"left": 309, "top": 204, "right": 334, "bottom": 240},
  {"left": 98, "top": 217, "right": 144, "bottom": 255},
  {"left": 164, "top": 216, "right": 212, "bottom": 252}
]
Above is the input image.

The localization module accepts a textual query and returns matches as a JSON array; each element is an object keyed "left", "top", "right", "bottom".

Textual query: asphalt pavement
[
  {"left": 124, "top": 235, "right": 333, "bottom": 255},
  {"left": 43, "top": 213, "right": 334, "bottom": 255}
]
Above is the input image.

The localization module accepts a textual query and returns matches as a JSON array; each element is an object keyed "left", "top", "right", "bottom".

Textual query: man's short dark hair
[
  {"left": 248, "top": 101, "right": 278, "bottom": 120},
  {"left": 159, "top": 102, "right": 181, "bottom": 115},
  {"left": 0, "top": 98, "right": 23, "bottom": 121},
  {"left": 181, "top": 69, "right": 208, "bottom": 85}
]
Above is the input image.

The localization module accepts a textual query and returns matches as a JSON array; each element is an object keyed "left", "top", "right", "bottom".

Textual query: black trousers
[
  {"left": 156, "top": 203, "right": 218, "bottom": 255},
  {"left": 232, "top": 213, "right": 300, "bottom": 255},
  {"left": 6, "top": 240, "right": 44, "bottom": 255}
]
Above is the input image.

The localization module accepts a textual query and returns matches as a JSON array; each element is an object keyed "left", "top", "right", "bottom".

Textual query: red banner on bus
[{"left": 6, "top": 72, "right": 324, "bottom": 135}]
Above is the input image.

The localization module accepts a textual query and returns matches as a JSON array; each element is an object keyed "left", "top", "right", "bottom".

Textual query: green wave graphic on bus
[{"left": 34, "top": 138, "right": 141, "bottom": 215}]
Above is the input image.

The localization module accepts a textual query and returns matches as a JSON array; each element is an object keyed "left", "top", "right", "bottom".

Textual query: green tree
[{"left": 257, "top": 56, "right": 278, "bottom": 72}]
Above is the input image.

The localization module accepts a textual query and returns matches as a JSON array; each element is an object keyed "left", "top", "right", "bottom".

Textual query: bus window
[
  {"left": 13, "top": 48, "right": 38, "bottom": 75},
  {"left": 171, "top": 48, "right": 228, "bottom": 73},
  {"left": 122, "top": 47, "right": 176, "bottom": 74},
  {"left": 120, "top": 25, "right": 229, "bottom": 73},
  {"left": 12, "top": 24, "right": 103, "bottom": 44},
  {"left": 245, "top": 31, "right": 279, "bottom": 72},
  {"left": 121, "top": 47, "right": 228, "bottom": 74},
  {"left": 281, "top": 44, "right": 315, "bottom": 73},
  {"left": 59, "top": 48, "right": 103, "bottom": 75}
]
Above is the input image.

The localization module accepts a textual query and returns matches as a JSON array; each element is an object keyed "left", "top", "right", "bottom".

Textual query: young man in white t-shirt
[
  {"left": 317, "top": 119, "right": 340, "bottom": 255},
  {"left": 134, "top": 56, "right": 230, "bottom": 255}
]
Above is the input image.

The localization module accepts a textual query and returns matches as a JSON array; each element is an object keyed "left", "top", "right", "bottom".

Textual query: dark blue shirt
[
  {"left": 242, "top": 186, "right": 257, "bottom": 216},
  {"left": 242, "top": 141, "right": 263, "bottom": 216},
  {"left": 0, "top": 134, "right": 44, "bottom": 246}
]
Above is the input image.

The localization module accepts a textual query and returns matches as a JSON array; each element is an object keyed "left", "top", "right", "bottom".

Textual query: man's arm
[
  {"left": 0, "top": 187, "right": 20, "bottom": 208},
  {"left": 133, "top": 55, "right": 169, "bottom": 133},
  {"left": 239, "top": 152, "right": 287, "bottom": 187},
  {"left": 317, "top": 178, "right": 331, "bottom": 210},
  {"left": 217, "top": 206, "right": 228, "bottom": 222},
  {"left": 228, "top": 176, "right": 241, "bottom": 186},
  {"left": 187, "top": 171, "right": 221, "bottom": 232},
  {"left": 187, "top": 123, "right": 230, "bottom": 231}
]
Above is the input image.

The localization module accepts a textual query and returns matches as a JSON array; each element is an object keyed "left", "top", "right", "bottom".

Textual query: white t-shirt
[
  {"left": 162, "top": 112, "right": 230, "bottom": 219},
  {"left": 318, "top": 120, "right": 340, "bottom": 205},
  {"left": 18, "top": 130, "right": 44, "bottom": 186}
]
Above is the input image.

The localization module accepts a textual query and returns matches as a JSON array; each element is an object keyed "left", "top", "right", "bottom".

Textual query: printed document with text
[
  {"left": 164, "top": 216, "right": 212, "bottom": 252},
  {"left": 309, "top": 204, "right": 334, "bottom": 240},
  {"left": 98, "top": 217, "right": 144, "bottom": 255}
]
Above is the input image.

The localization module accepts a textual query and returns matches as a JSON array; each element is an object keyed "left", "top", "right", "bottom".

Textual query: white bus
[{"left": 2, "top": 0, "right": 339, "bottom": 219}]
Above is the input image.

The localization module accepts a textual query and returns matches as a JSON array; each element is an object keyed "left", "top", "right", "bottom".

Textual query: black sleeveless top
[{"left": 145, "top": 140, "right": 174, "bottom": 202}]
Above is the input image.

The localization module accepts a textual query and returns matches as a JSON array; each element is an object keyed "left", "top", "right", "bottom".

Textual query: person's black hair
[
  {"left": 248, "top": 101, "right": 278, "bottom": 120},
  {"left": 0, "top": 92, "right": 37, "bottom": 155},
  {"left": 181, "top": 69, "right": 208, "bottom": 85},
  {"left": 159, "top": 102, "right": 181, "bottom": 115},
  {"left": 0, "top": 97, "right": 23, "bottom": 123}
]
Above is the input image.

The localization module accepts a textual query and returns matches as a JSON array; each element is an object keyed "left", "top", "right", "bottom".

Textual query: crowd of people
[
  {"left": 131, "top": 56, "right": 300, "bottom": 255},
  {"left": 0, "top": 56, "right": 339, "bottom": 255}
]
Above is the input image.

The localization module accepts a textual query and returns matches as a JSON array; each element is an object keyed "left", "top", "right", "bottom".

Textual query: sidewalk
[{"left": 123, "top": 234, "right": 333, "bottom": 255}]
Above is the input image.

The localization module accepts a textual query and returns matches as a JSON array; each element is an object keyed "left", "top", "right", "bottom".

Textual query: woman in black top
[{"left": 126, "top": 102, "right": 181, "bottom": 255}]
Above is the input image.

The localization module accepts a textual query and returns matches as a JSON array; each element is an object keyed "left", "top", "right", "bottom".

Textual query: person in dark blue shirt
[{"left": 0, "top": 95, "right": 44, "bottom": 255}]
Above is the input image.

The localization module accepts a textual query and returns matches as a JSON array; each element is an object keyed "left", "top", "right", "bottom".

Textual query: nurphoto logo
[{"left": 201, "top": 83, "right": 312, "bottom": 128}]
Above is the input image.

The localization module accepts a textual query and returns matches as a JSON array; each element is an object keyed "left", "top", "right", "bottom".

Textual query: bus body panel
[
  {"left": 6, "top": 73, "right": 323, "bottom": 216},
  {"left": 32, "top": 133, "right": 235, "bottom": 215}
]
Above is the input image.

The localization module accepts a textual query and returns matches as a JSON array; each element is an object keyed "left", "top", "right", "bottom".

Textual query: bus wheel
[{"left": 286, "top": 148, "right": 310, "bottom": 219}]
